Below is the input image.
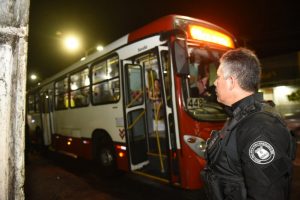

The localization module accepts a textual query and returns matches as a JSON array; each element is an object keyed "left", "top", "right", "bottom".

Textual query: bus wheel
[{"left": 93, "top": 133, "right": 117, "bottom": 176}]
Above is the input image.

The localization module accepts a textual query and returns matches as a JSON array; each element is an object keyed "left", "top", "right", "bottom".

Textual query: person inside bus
[
  {"left": 148, "top": 79, "right": 163, "bottom": 120},
  {"left": 189, "top": 48, "right": 210, "bottom": 97},
  {"left": 197, "top": 65, "right": 209, "bottom": 96},
  {"left": 73, "top": 89, "right": 89, "bottom": 107},
  {"left": 189, "top": 49, "right": 200, "bottom": 96},
  {"left": 93, "top": 83, "right": 113, "bottom": 104},
  {"left": 64, "top": 93, "right": 75, "bottom": 108}
]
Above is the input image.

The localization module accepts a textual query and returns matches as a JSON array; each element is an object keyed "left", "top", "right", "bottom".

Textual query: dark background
[{"left": 27, "top": 0, "right": 300, "bottom": 81}]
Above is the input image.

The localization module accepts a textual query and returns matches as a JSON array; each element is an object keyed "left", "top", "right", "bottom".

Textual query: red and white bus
[{"left": 27, "top": 15, "right": 236, "bottom": 190}]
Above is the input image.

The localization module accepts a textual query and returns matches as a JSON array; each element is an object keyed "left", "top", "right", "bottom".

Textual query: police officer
[{"left": 202, "top": 48, "right": 294, "bottom": 200}]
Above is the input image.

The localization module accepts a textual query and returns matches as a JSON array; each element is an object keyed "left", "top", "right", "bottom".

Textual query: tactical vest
[{"left": 201, "top": 101, "right": 296, "bottom": 200}]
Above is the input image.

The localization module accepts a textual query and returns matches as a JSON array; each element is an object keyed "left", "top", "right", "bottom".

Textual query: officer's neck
[{"left": 228, "top": 89, "right": 254, "bottom": 107}]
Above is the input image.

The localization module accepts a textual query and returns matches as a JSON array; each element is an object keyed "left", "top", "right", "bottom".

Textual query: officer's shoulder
[
  {"left": 237, "top": 111, "right": 289, "bottom": 141},
  {"left": 245, "top": 111, "right": 283, "bottom": 126}
]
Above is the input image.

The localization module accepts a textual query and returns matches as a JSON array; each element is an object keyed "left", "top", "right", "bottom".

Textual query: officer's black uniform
[{"left": 202, "top": 93, "right": 294, "bottom": 200}]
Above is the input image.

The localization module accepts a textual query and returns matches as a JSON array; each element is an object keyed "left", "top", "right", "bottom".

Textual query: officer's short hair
[{"left": 221, "top": 48, "right": 261, "bottom": 92}]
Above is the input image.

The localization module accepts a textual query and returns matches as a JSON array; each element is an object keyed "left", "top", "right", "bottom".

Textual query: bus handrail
[
  {"left": 127, "top": 90, "right": 143, "bottom": 108},
  {"left": 127, "top": 110, "right": 145, "bottom": 130}
]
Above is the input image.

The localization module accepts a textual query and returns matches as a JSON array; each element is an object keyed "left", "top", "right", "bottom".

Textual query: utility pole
[{"left": 0, "top": 0, "right": 30, "bottom": 199}]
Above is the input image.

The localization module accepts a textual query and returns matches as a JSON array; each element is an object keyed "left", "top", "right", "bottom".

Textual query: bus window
[
  {"left": 55, "top": 77, "right": 69, "bottom": 109},
  {"left": 27, "top": 93, "right": 40, "bottom": 113},
  {"left": 174, "top": 39, "right": 189, "bottom": 75},
  {"left": 48, "top": 89, "right": 54, "bottom": 112},
  {"left": 184, "top": 47, "right": 226, "bottom": 121},
  {"left": 28, "top": 95, "right": 35, "bottom": 113},
  {"left": 70, "top": 68, "right": 90, "bottom": 108},
  {"left": 126, "top": 64, "right": 143, "bottom": 107},
  {"left": 41, "top": 91, "right": 48, "bottom": 113},
  {"left": 92, "top": 55, "right": 120, "bottom": 104},
  {"left": 92, "top": 60, "right": 106, "bottom": 83},
  {"left": 35, "top": 93, "right": 40, "bottom": 112}
]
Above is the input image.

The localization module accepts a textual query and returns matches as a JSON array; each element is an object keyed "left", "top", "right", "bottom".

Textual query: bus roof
[{"left": 128, "top": 15, "right": 235, "bottom": 44}]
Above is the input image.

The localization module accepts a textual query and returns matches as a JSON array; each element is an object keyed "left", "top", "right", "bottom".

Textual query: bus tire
[{"left": 92, "top": 131, "right": 117, "bottom": 177}]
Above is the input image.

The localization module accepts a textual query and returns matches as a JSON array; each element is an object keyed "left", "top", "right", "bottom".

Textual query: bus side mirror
[{"left": 173, "top": 39, "right": 189, "bottom": 76}]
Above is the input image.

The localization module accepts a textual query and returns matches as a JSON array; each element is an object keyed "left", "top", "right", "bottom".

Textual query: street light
[
  {"left": 56, "top": 31, "right": 104, "bottom": 61},
  {"left": 56, "top": 31, "right": 82, "bottom": 53},
  {"left": 30, "top": 74, "right": 37, "bottom": 81},
  {"left": 63, "top": 35, "right": 81, "bottom": 52},
  {"left": 28, "top": 73, "right": 40, "bottom": 88}
]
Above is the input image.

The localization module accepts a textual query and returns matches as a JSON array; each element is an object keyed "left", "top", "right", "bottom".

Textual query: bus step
[
  {"left": 144, "top": 153, "right": 168, "bottom": 175},
  {"left": 147, "top": 152, "right": 167, "bottom": 158}
]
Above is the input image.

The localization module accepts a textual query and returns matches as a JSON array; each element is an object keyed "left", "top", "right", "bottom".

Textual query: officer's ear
[{"left": 226, "top": 75, "right": 236, "bottom": 91}]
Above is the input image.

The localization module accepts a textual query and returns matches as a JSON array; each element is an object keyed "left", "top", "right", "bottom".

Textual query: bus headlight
[{"left": 183, "top": 135, "right": 207, "bottom": 158}]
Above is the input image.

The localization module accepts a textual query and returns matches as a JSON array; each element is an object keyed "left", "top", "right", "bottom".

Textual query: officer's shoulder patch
[{"left": 248, "top": 141, "right": 275, "bottom": 165}]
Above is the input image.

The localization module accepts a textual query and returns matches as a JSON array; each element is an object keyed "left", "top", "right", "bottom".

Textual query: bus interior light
[{"left": 189, "top": 25, "right": 234, "bottom": 48}]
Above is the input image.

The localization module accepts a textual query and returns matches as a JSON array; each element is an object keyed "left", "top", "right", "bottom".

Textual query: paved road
[{"left": 25, "top": 145, "right": 300, "bottom": 200}]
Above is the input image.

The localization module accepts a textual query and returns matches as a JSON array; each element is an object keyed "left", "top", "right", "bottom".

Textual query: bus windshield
[{"left": 183, "top": 46, "right": 227, "bottom": 121}]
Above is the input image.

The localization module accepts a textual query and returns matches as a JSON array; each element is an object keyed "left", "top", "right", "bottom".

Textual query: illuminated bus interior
[{"left": 183, "top": 46, "right": 227, "bottom": 121}]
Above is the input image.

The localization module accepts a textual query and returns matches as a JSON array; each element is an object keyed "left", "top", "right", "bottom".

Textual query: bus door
[
  {"left": 123, "top": 61, "right": 149, "bottom": 171},
  {"left": 41, "top": 89, "right": 54, "bottom": 146},
  {"left": 123, "top": 50, "right": 169, "bottom": 181}
]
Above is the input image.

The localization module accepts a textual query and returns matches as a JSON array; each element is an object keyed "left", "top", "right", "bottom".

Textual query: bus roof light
[{"left": 189, "top": 25, "right": 234, "bottom": 48}]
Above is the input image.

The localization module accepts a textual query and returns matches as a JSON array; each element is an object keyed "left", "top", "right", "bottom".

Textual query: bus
[{"left": 27, "top": 14, "right": 236, "bottom": 190}]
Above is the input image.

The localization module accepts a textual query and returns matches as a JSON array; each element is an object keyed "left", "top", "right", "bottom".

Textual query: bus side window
[
  {"left": 70, "top": 68, "right": 90, "bottom": 108},
  {"left": 72, "top": 88, "right": 89, "bottom": 107},
  {"left": 92, "top": 84, "right": 101, "bottom": 104},
  {"left": 28, "top": 95, "right": 35, "bottom": 113},
  {"left": 111, "top": 79, "right": 120, "bottom": 101},
  {"left": 92, "top": 82, "right": 113, "bottom": 104},
  {"left": 55, "top": 77, "right": 68, "bottom": 110},
  {"left": 91, "top": 55, "right": 120, "bottom": 105}
]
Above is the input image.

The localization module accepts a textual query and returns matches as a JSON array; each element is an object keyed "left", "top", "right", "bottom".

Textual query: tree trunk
[{"left": 0, "top": 0, "right": 30, "bottom": 199}]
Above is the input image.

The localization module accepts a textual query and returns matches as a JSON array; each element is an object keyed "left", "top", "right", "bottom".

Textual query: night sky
[{"left": 27, "top": 0, "right": 300, "bottom": 81}]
